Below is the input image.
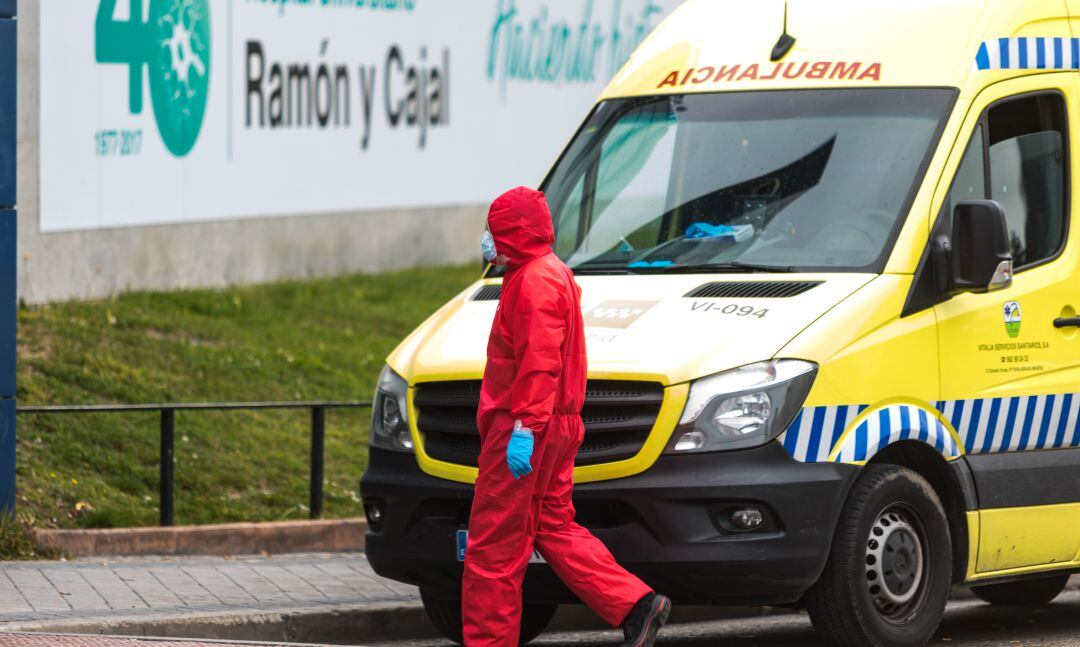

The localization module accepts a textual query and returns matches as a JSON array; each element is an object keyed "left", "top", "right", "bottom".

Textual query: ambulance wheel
[
  {"left": 806, "top": 464, "right": 951, "bottom": 647},
  {"left": 419, "top": 588, "right": 557, "bottom": 645},
  {"left": 970, "top": 573, "right": 1070, "bottom": 606}
]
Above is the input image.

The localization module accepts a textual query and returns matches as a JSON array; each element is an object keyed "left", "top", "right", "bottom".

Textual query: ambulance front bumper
[{"left": 360, "top": 441, "right": 858, "bottom": 606}]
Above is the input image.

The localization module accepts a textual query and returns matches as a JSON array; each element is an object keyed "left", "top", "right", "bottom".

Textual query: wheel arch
[
  {"left": 868, "top": 440, "right": 976, "bottom": 584},
  {"left": 784, "top": 402, "right": 963, "bottom": 464}
]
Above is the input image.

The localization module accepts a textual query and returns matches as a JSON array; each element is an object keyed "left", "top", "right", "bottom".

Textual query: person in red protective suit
[{"left": 462, "top": 186, "right": 671, "bottom": 647}]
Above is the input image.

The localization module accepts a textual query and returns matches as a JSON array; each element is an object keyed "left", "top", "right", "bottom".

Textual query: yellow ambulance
[{"left": 361, "top": 1, "right": 1080, "bottom": 644}]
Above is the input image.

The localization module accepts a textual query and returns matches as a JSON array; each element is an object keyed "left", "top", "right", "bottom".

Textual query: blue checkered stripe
[
  {"left": 975, "top": 37, "right": 1080, "bottom": 71},
  {"left": 782, "top": 404, "right": 960, "bottom": 463},
  {"left": 782, "top": 394, "right": 1080, "bottom": 463}
]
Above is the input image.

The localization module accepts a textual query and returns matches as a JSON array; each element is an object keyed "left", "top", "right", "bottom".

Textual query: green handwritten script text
[{"left": 487, "top": 0, "right": 663, "bottom": 98}]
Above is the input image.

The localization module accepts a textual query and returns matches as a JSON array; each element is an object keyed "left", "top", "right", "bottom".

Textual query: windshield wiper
[
  {"left": 571, "top": 261, "right": 797, "bottom": 275},
  {"left": 571, "top": 266, "right": 633, "bottom": 275},
  {"left": 660, "top": 261, "right": 797, "bottom": 274}
]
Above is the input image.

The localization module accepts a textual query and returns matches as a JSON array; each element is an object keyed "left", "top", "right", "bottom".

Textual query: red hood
[{"left": 487, "top": 187, "right": 555, "bottom": 269}]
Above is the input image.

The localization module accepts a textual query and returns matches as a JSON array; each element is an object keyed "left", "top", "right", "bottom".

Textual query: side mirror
[{"left": 951, "top": 200, "right": 1013, "bottom": 293}]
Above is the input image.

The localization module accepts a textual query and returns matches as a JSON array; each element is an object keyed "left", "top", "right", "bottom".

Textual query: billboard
[{"left": 39, "top": 0, "right": 681, "bottom": 232}]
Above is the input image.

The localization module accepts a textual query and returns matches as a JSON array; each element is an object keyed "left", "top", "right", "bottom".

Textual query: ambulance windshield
[{"left": 542, "top": 89, "right": 954, "bottom": 274}]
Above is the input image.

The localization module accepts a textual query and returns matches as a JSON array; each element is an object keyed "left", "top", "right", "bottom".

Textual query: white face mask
[{"left": 481, "top": 230, "right": 509, "bottom": 265}]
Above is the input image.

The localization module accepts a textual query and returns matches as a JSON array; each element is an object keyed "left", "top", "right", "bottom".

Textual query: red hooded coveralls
[{"left": 462, "top": 187, "right": 652, "bottom": 646}]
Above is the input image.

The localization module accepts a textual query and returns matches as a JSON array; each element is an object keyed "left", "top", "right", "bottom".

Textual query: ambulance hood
[{"left": 390, "top": 273, "right": 874, "bottom": 387}]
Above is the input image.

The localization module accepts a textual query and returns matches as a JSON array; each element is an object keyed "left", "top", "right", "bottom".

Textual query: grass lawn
[{"left": 13, "top": 264, "right": 479, "bottom": 532}]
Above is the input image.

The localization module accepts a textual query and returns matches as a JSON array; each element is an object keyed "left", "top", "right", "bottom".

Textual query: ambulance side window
[
  {"left": 945, "top": 124, "right": 987, "bottom": 218},
  {"left": 986, "top": 94, "right": 1068, "bottom": 269},
  {"left": 554, "top": 177, "right": 585, "bottom": 253}
]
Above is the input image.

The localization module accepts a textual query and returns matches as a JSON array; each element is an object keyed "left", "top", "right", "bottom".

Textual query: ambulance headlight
[
  {"left": 667, "top": 360, "right": 817, "bottom": 453},
  {"left": 371, "top": 365, "right": 414, "bottom": 453}
]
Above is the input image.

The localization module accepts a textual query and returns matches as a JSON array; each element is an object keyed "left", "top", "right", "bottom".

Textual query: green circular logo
[
  {"left": 148, "top": 0, "right": 211, "bottom": 157},
  {"left": 1004, "top": 301, "right": 1021, "bottom": 339}
]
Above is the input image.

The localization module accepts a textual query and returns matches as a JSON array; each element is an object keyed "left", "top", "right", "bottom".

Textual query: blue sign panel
[
  {"left": 0, "top": 20, "right": 12, "bottom": 207},
  {"left": 0, "top": 398, "right": 11, "bottom": 514},
  {"left": 0, "top": 7, "right": 14, "bottom": 516},
  {"left": 0, "top": 210, "right": 12, "bottom": 398}
]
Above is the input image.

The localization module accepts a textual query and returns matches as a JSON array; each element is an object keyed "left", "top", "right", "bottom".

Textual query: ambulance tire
[
  {"left": 419, "top": 588, "right": 558, "bottom": 645},
  {"left": 970, "top": 573, "right": 1070, "bottom": 606},
  {"left": 806, "top": 464, "right": 951, "bottom": 647}
]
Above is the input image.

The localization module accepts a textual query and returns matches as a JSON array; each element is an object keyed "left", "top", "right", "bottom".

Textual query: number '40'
[{"left": 95, "top": 0, "right": 152, "bottom": 114}]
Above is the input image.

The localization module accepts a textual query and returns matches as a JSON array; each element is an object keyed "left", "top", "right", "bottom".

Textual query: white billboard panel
[{"left": 39, "top": 0, "right": 681, "bottom": 231}]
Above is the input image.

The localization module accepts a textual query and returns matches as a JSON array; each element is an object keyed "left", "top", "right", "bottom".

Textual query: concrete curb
[
  {"left": 0, "top": 603, "right": 791, "bottom": 645},
  {"left": 0, "top": 602, "right": 432, "bottom": 645},
  {"left": 33, "top": 519, "right": 366, "bottom": 558},
  {"left": 0, "top": 636, "right": 357, "bottom": 647},
  {"left": 5, "top": 581, "right": 1074, "bottom": 644}
]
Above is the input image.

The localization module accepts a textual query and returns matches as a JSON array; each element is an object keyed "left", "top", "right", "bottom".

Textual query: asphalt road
[{"left": 369, "top": 588, "right": 1080, "bottom": 647}]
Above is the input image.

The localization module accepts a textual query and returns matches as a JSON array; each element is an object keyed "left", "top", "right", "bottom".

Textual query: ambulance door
[{"left": 932, "top": 74, "right": 1080, "bottom": 574}]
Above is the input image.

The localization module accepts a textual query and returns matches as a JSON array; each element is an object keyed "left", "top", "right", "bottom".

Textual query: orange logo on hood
[{"left": 583, "top": 300, "right": 659, "bottom": 329}]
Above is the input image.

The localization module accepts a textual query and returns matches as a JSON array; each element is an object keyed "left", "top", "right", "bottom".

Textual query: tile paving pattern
[{"left": 0, "top": 554, "right": 416, "bottom": 627}]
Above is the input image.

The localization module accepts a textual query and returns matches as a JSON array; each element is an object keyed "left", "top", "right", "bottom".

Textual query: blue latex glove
[{"left": 506, "top": 425, "right": 534, "bottom": 480}]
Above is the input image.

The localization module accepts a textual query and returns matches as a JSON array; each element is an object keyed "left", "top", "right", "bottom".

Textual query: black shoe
[{"left": 620, "top": 593, "right": 671, "bottom": 647}]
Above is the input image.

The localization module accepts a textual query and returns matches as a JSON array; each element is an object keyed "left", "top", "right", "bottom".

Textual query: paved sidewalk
[{"left": 0, "top": 553, "right": 420, "bottom": 637}]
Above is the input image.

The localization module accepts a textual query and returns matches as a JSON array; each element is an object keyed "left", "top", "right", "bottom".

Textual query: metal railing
[{"left": 17, "top": 401, "right": 372, "bottom": 526}]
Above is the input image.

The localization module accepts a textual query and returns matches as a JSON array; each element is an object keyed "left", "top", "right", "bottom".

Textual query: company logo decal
[
  {"left": 1004, "top": 301, "right": 1021, "bottom": 338},
  {"left": 975, "top": 37, "right": 1080, "bottom": 72},
  {"left": 96, "top": 0, "right": 212, "bottom": 157},
  {"left": 583, "top": 300, "right": 658, "bottom": 329},
  {"left": 657, "top": 61, "right": 881, "bottom": 88}
]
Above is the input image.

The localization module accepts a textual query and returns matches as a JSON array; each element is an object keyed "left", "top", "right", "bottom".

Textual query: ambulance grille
[
  {"left": 470, "top": 285, "right": 502, "bottom": 301},
  {"left": 684, "top": 280, "right": 823, "bottom": 299},
  {"left": 414, "top": 380, "right": 664, "bottom": 468}
]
